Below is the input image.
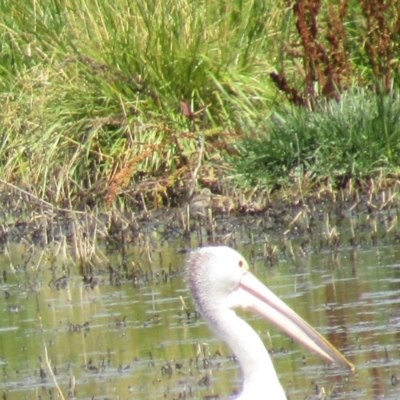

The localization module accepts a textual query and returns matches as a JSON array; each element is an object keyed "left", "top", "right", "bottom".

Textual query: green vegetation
[
  {"left": 235, "top": 90, "right": 400, "bottom": 188},
  {"left": 0, "top": 0, "right": 399, "bottom": 210}
]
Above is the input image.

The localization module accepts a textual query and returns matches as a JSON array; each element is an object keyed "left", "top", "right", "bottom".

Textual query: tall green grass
[{"left": 0, "top": 0, "right": 284, "bottom": 206}]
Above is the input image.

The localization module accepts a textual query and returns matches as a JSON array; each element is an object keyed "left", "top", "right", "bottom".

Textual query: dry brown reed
[
  {"left": 105, "top": 144, "right": 162, "bottom": 207},
  {"left": 271, "top": 0, "right": 399, "bottom": 107},
  {"left": 271, "top": 0, "right": 351, "bottom": 108},
  {"left": 360, "top": 0, "right": 399, "bottom": 91}
]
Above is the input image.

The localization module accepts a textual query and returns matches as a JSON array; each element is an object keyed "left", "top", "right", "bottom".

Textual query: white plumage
[{"left": 187, "top": 246, "right": 354, "bottom": 399}]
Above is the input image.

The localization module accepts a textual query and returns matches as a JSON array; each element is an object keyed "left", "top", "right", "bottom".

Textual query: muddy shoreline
[{"left": 0, "top": 184, "right": 397, "bottom": 249}]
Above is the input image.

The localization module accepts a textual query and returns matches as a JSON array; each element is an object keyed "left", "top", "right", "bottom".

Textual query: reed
[{"left": 270, "top": 0, "right": 400, "bottom": 106}]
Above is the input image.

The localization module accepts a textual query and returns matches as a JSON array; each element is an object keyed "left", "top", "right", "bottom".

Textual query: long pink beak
[{"left": 229, "top": 271, "right": 355, "bottom": 371}]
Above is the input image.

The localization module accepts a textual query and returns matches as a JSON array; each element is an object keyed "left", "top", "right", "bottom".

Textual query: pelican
[{"left": 187, "top": 246, "right": 354, "bottom": 400}]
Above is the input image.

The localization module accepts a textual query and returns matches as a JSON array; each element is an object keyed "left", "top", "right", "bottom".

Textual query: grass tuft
[
  {"left": 233, "top": 90, "right": 400, "bottom": 188},
  {"left": 0, "top": 0, "right": 282, "bottom": 208}
]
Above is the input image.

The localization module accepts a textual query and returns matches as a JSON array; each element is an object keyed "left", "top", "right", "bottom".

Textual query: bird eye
[{"left": 238, "top": 259, "right": 249, "bottom": 272}]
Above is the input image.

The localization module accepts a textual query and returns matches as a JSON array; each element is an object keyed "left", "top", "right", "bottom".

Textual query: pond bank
[{"left": 0, "top": 182, "right": 398, "bottom": 274}]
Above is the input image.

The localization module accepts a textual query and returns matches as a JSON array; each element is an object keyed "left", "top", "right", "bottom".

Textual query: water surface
[{"left": 0, "top": 211, "right": 399, "bottom": 399}]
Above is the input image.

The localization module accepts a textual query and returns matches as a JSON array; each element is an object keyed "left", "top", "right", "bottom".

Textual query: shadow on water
[{"left": 0, "top": 207, "right": 399, "bottom": 399}]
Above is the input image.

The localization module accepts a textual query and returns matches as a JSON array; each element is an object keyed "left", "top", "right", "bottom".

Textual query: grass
[
  {"left": 0, "top": 0, "right": 284, "bottom": 208},
  {"left": 233, "top": 89, "right": 400, "bottom": 189},
  {"left": 0, "top": 0, "right": 399, "bottom": 211}
]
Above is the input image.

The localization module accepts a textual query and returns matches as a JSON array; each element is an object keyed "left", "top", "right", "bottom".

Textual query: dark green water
[{"left": 0, "top": 211, "right": 400, "bottom": 399}]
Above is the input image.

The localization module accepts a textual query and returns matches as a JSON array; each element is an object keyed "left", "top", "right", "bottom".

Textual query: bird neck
[{"left": 208, "top": 309, "right": 287, "bottom": 400}]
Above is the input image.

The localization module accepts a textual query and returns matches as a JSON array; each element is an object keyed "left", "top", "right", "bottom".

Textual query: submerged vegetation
[{"left": 0, "top": 0, "right": 399, "bottom": 212}]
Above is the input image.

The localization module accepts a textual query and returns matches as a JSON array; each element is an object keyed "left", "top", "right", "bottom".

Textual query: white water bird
[{"left": 187, "top": 246, "right": 354, "bottom": 400}]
